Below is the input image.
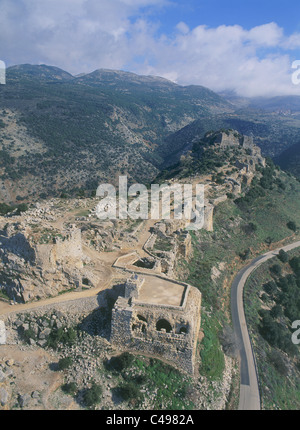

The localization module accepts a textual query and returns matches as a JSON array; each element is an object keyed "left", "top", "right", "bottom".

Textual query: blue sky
[
  {"left": 149, "top": 0, "right": 300, "bottom": 35},
  {"left": 1, "top": 0, "right": 300, "bottom": 96}
]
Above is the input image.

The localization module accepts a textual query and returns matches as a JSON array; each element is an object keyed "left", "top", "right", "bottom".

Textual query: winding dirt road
[
  {"left": 2, "top": 208, "right": 300, "bottom": 411},
  {"left": 0, "top": 219, "right": 155, "bottom": 316}
]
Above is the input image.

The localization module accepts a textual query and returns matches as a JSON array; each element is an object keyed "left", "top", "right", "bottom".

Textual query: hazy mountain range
[{"left": 0, "top": 64, "right": 300, "bottom": 203}]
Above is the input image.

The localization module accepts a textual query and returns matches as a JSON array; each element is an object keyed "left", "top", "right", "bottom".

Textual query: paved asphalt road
[{"left": 231, "top": 240, "right": 300, "bottom": 410}]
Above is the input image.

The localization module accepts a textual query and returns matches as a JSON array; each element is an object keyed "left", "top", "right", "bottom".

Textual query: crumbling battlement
[{"left": 110, "top": 275, "right": 202, "bottom": 374}]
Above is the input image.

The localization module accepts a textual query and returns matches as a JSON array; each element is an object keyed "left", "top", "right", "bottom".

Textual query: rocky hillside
[
  {"left": 1, "top": 129, "right": 300, "bottom": 411},
  {"left": 160, "top": 109, "right": 300, "bottom": 167},
  {"left": 0, "top": 64, "right": 232, "bottom": 203},
  {"left": 0, "top": 129, "right": 270, "bottom": 304},
  {"left": 1, "top": 64, "right": 300, "bottom": 204},
  {"left": 274, "top": 140, "right": 300, "bottom": 179}
]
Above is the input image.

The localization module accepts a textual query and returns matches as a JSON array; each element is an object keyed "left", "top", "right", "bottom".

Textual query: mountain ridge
[{"left": 1, "top": 64, "right": 300, "bottom": 204}]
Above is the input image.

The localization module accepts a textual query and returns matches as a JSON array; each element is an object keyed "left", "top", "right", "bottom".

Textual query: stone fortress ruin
[
  {"left": 0, "top": 129, "right": 267, "bottom": 376},
  {"left": 110, "top": 273, "right": 202, "bottom": 374}
]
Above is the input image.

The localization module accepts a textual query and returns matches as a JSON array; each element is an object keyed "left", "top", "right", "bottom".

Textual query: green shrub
[
  {"left": 108, "top": 352, "right": 134, "bottom": 371},
  {"left": 22, "top": 328, "right": 36, "bottom": 344},
  {"left": 118, "top": 382, "right": 141, "bottom": 402},
  {"left": 268, "top": 350, "right": 288, "bottom": 376},
  {"left": 61, "top": 382, "right": 77, "bottom": 395},
  {"left": 46, "top": 327, "right": 77, "bottom": 350},
  {"left": 287, "top": 221, "right": 297, "bottom": 232},
  {"left": 278, "top": 249, "right": 288, "bottom": 263},
  {"left": 270, "top": 264, "right": 282, "bottom": 277},
  {"left": 58, "top": 357, "right": 73, "bottom": 370},
  {"left": 83, "top": 383, "right": 103, "bottom": 407}
]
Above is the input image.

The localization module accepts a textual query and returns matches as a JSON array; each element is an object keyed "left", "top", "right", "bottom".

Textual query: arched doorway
[{"left": 156, "top": 319, "right": 172, "bottom": 333}]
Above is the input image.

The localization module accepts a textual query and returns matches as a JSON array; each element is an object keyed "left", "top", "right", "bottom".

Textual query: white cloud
[
  {"left": 176, "top": 21, "right": 190, "bottom": 34},
  {"left": 0, "top": 1, "right": 300, "bottom": 97},
  {"left": 247, "top": 23, "right": 283, "bottom": 47},
  {"left": 133, "top": 22, "right": 300, "bottom": 97}
]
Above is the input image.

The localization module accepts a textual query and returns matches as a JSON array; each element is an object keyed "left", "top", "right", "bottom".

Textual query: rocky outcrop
[{"left": 0, "top": 222, "right": 95, "bottom": 303}]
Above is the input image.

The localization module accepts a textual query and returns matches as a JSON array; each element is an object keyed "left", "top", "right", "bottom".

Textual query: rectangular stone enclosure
[{"left": 110, "top": 274, "right": 202, "bottom": 374}]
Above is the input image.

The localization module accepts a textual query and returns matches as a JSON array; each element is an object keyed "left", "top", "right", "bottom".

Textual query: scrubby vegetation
[
  {"left": 82, "top": 383, "right": 103, "bottom": 407},
  {"left": 46, "top": 326, "right": 77, "bottom": 350},
  {"left": 244, "top": 249, "right": 300, "bottom": 409},
  {"left": 0, "top": 202, "right": 28, "bottom": 216},
  {"left": 174, "top": 156, "right": 300, "bottom": 406}
]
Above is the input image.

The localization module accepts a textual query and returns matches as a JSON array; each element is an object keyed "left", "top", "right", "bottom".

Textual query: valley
[{"left": 0, "top": 67, "right": 300, "bottom": 411}]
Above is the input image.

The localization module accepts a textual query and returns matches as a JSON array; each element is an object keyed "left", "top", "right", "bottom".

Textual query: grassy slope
[{"left": 175, "top": 168, "right": 300, "bottom": 402}]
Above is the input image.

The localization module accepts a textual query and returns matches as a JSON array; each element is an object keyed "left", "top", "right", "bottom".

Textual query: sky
[{"left": 1, "top": 0, "right": 300, "bottom": 97}]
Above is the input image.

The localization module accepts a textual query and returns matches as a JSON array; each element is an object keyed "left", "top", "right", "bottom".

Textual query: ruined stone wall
[
  {"left": 54, "top": 228, "right": 83, "bottom": 262},
  {"left": 35, "top": 228, "right": 83, "bottom": 270},
  {"left": 216, "top": 131, "right": 241, "bottom": 147},
  {"left": 0, "top": 224, "right": 87, "bottom": 302},
  {"left": 124, "top": 275, "right": 144, "bottom": 299},
  {"left": 35, "top": 244, "right": 55, "bottom": 271},
  {"left": 178, "top": 232, "right": 192, "bottom": 259},
  {"left": 203, "top": 204, "right": 214, "bottom": 232},
  {"left": 110, "top": 285, "right": 202, "bottom": 374}
]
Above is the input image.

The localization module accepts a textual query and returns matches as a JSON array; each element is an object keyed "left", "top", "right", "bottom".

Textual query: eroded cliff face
[{"left": 0, "top": 222, "right": 91, "bottom": 303}]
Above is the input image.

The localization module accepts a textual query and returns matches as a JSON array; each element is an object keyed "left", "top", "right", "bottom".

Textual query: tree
[
  {"left": 118, "top": 382, "right": 141, "bottom": 402},
  {"left": 83, "top": 383, "right": 103, "bottom": 407},
  {"left": 263, "top": 281, "right": 277, "bottom": 296},
  {"left": 287, "top": 221, "right": 297, "bottom": 232},
  {"left": 61, "top": 382, "right": 77, "bottom": 395},
  {"left": 270, "top": 264, "right": 282, "bottom": 277},
  {"left": 243, "top": 222, "right": 258, "bottom": 235},
  {"left": 289, "top": 256, "right": 300, "bottom": 276},
  {"left": 58, "top": 357, "right": 73, "bottom": 370},
  {"left": 270, "top": 304, "right": 283, "bottom": 319},
  {"left": 239, "top": 248, "right": 251, "bottom": 261},
  {"left": 108, "top": 352, "right": 134, "bottom": 371},
  {"left": 278, "top": 249, "right": 288, "bottom": 263}
]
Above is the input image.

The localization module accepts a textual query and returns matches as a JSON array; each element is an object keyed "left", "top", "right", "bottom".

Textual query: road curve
[{"left": 231, "top": 240, "right": 300, "bottom": 410}]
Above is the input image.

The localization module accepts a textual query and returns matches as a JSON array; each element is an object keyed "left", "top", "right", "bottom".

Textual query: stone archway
[{"left": 156, "top": 318, "right": 172, "bottom": 333}]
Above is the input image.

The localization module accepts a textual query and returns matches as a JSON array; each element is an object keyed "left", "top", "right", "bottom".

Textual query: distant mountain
[
  {"left": 161, "top": 107, "right": 300, "bottom": 166},
  {"left": 0, "top": 64, "right": 232, "bottom": 203},
  {"left": 0, "top": 64, "right": 300, "bottom": 203},
  {"left": 7, "top": 64, "right": 74, "bottom": 82},
  {"left": 219, "top": 91, "right": 300, "bottom": 112},
  {"left": 248, "top": 95, "right": 300, "bottom": 112}
]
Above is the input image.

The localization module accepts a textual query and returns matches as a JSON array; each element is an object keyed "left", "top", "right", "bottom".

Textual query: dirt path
[{"left": 0, "top": 218, "right": 156, "bottom": 317}]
